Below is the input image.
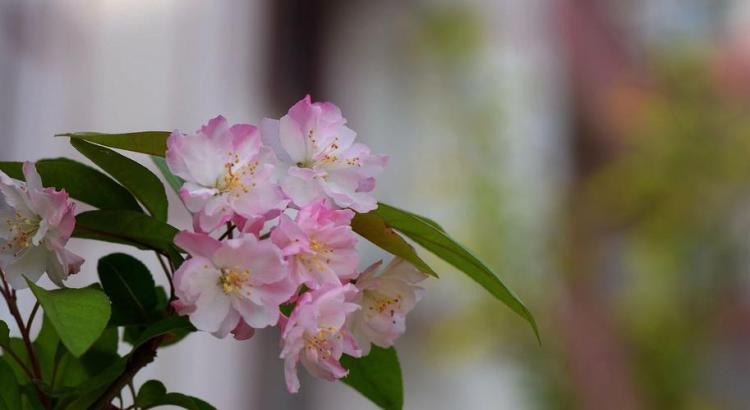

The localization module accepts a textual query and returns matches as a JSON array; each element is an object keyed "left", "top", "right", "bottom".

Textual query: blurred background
[{"left": 2, "top": 0, "right": 750, "bottom": 409}]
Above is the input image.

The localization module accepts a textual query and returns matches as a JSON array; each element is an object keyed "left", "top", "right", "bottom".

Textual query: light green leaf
[
  {"left": 57, "top": 131, "right": 170, "bottom": 157},
  {"left": 71, "top": 139, "right": 168, "bottom": 221},
  {"left": 33, "top": 316, "right": 60, "bottom": 381},
  {"left": 152, "top": 156, "right": 185, "bottom": 194},
  {"left": 98, "top": 253, "right": 158, "bottom": 326},
  {"left": 341, "top": 346, "right": 403, "bottom": 410},
  {"left": 0, "top": 158, "right": 142, "bottom": 212},
  {"left": 374, "top": 202, "right": 540, "bottom": 343},
  {"left": 351, "top": 212, "right": 436, "bottom": 277},
  {"left": 27, "top": 282, "right": 111, "bottom": 357},
  {"left": 73, "top": 210, "right": 179, "bottom": 257}
]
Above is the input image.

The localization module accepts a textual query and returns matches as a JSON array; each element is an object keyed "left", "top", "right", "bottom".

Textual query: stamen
[
  {"left": 2, "top": 211, "right": 40, "bottom": 252},
  {"left": 218, "top": 267, "right": 252, "bottom": 295}
]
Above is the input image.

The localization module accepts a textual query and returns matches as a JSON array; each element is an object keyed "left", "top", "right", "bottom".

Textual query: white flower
[
  {"left": 349, "top": 258, "right": 427, "bottom": 354},
  {"left": 0, "top": 162, "right": 83, "bottom": 288}
]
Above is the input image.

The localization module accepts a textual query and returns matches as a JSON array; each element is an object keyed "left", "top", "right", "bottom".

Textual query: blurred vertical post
[
  {"left": 557, "top": 0, "right": 649, "bottom": 409},
  {"left": 253, "top": 0, "right": 341, "bottom": 408}
]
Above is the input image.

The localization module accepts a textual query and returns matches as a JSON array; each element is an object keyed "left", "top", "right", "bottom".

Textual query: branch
[
  {"left": 154, "top": 252, "right": 174, "bottom": 301},
  {"left": 26, "top": 302, "right": 40, "bottom": 330},
  {"left": 0, "top": 270, "right": 52, "bottom": 410},
  {"left": 90, "top": 336, "right": 164, "bottom": 410},
  {"left": 218, "top": 222, "right": 236, "bottom": 240}
]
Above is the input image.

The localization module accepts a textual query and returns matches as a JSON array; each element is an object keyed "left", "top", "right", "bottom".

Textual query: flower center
[
  {"left": 304, "top": 325, "right": 341, "bottom": 359},
  {"left": 298, "top": 239, "right": 333, "bottom": 272},
  {"left": 218, "top": 267, "right": 252, "bottom": 295},
  {"left": 301, "top": 129, "right": 357, "bottom": 168},
  {"left": 2, "top": 211, "right": 40, "bottom": 252},
  {"left": 216, "top": 153, "right": 259, "bottom": 197},
  {"left": 366, "top": 292, "right": 403, "bottom": 318}
]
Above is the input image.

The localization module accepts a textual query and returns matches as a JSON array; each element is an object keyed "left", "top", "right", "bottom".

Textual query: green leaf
[
  {"left": 130, "top": 316, "right": 195, "bottom": 349},
  {"left": 341, "top": 346, "right": 403, "bottom": 410},
  {"left": 1, "top": 338, "right": 30, "bottom": 383},
  {"left": 0, "top": 321, "right": 8, "bottom": 347},
  {"left": 71, "top": 139, "right": 168, "bottom": 220},
  {"left": 374, "top": 203, "right": 540, "bottom": 343},
  {"left": 73, "top": 210, "right": 179, "bottom": 257},
  {"left": 136, "top": 380, "right": 167, "bottom": 407},
  {"left": 57, "top": 131, "right": 170, "bottom": 157},
  {"left": 27, "top": 282, "right": 111, "bottom": 357},
  {"left": 155, "top": 393, "right": 215, "bottom": 410},
  {"left": 0, "top": 360, "right": 21, "bottom": 410},
  {"left": 98, "top": 253, "right": 158, "bottom": 326},
  {"left": 137, "top": 380, "right": 215, "bottom": 410},
  {"left": 351, "top": 212, "right": 437, "bottom": 277},
  {"left": 33, "top": 316, "right": 60, "bottom": 381},
  {"left": 58, "top": 359, "right": 126, "bottom": 410},
  {"left": 152, "top": 156, "right": 185, "bottom": 194},
  {"left": 0, "top": 158, "right": 141, "bottom": 212}
]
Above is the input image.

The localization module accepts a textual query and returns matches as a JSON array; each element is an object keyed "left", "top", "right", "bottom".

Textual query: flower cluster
[{"left": 167, "top": 96, "right": 427, "bottom": 392}]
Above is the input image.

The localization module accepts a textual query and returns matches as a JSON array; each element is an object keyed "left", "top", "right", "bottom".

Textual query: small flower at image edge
[
  {"left": 348, "top": 258, "right": 428, "bottom": 355},
  {"left": 271, "top": 200, "right": 358, "bottom": 288},
  {"left": 280, "top": 283, "right": 361, "bottom": 393},
  {"left": 166, "top": 115, "right": 288, "bottom": 233},
  {"left": 261, "top": 95, "right": 388, "bottom": 213},
  {"left": 172, "top": 231, "right": 296, "bottom": 339},
  {"left": 0, "top": 162, "right": 83, "bottom": 288}
]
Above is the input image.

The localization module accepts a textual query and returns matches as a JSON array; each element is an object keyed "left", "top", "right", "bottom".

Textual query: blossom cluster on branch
[
  {"left": 0, "top": 94, "right": 534, "bottom": 409},
  {"left": 165, "top": 95, "right": 427, "bottom": 392}
]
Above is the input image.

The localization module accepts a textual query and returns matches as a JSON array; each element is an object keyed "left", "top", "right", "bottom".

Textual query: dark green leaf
[
  {"left": 351, "top": 212, "right": 437, "bottom": 277},
  {"left": 0, "top": 360, "right": 21, "bottom": 410},
  {"left": 0, "top": 158, "right": 141, "bottom": 212},
  {"left": 136, "top": 380, "right": 167, "bottom": 407},
  {"left": 57, "top": 131, "right": 170, "bottom": 157},
  {"left": 20, "top": 387, "right": 45, "bottom": 410},
  {"left": 154, "top": 393, "right": 215, "bottom": 410},
  {"left": 1, "top": 338, "right": 30, "bottom": 383},
  {"left": 137, "top": 379, "right": 215, "bottom": 410},
  {"left": 374, "top": 203, "right": 540, "bottom": 343},
  {"left": 45, "top": 328, "right": 120, "bottom": 394},
  {"left": 58, "top": 359, "right": 126, "bottom": 410},
  {"left": 152, "top": 156, "right": 185, "bottom": 194},
  {"left": 71, "top": 139, "right": 168, "bottom": 220},
  {"left": 0, "top": 321, "right": 8, "bottom": 347},
  {"left": 341, "top": 346, "right": 403, "bottom": 410},
  {"left": 73, "top": 210, "right": 179, "bottom": 257},
  {"left": 130, "top": 316, "right": 195, "bottom": 349},
  {"left": 78, "top": 327, "right": 119, "bottom": 377},
  {"left": 27, "top": 282, "right": 111, "bottom": 357},
  {"left": 98, "top": 253, "right": 158, "bottom": 326}
]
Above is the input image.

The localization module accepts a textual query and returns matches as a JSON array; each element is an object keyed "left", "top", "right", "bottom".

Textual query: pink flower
[
  {"left": 261, "top": 95, "right": 388, "bottom": 213},
  {"left": 348, "top": 258, "right": 427, "bottom": 355},
  {"left": 0, "top": 162, "right": 83, "bottom": 288},
  {"left": 280, "top": 284, "right": 362, "bottom": 393},
  {"left": 167, "top": 116, "right": 288, "bottom": 233},
  {"left": 172, "top": 231, "right": 295, "bottom": 338},
  {"left": 271, "top": 200, "right": 358, "bottom": 288}
]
